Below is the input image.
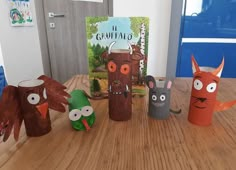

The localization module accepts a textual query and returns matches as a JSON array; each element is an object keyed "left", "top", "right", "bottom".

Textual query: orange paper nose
[
  {"left": 36, "top": 102, "right": 49, "bottom": 119},
  {"left": 82, "top": 119, "right": 91, "bottom": 131}
]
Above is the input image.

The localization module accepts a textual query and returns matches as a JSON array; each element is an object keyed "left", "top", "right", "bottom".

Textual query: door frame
[
  {"left": 34, "top": 0, "right": 113, "bottom": 78},
  {"left": 166, "top": 0, "right": 184, "bottom": 79}
]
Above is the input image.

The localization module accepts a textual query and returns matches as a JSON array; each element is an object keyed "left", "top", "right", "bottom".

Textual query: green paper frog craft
[{"left": 68, "top": 90, "right": 95, "bottom": 131}]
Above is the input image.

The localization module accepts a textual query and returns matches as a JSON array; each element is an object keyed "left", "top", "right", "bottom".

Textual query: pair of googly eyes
[
  {"left": 108, "top": 61, "right": 130, "bottom": 75},
  {"left": 152, "top": 94, "right": 166, "bottom": 102},
  {"left": 194, "top": 79, "right": 217, "bottom": 93},
  {"left": 27, "top": 88, "right": 47, "bottom": 105},
  {"left": 69, "top": 106, "right": 94, "bottom": 121}
]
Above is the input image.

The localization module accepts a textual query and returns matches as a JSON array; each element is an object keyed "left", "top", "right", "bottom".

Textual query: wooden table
[{"left": 1, "top": 75, "right": 236, "bottom": 170}]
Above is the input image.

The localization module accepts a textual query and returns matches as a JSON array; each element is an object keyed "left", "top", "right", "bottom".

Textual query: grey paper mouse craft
[{"left": 145, "top": 75, "right": 181, "bottom": 119}]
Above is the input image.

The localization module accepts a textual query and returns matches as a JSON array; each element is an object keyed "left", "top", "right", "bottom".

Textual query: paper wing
[
  {"left": 38, "top": 75, "right": 70, "bottom": 112},
  {"left": 0, "top": 86, "right": 23, "bottom": 142}
]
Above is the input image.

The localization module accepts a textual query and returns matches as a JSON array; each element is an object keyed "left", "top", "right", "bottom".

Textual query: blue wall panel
[
  {"left": 183, "top": 0, "right": 236, "bottom": 38},
  {"left": 177, "top": 43, "right": 236, "bottom": 78},
  {"left": 176, "top": 0, "right": 236, "bottom": 78}
]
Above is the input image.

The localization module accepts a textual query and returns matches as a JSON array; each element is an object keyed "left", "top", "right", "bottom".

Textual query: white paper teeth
[
  {"left": 109, "top": 85, "right": 112, "bottom": 92},
  {"left": 110, "top": 85, "right": 129, "bottom": 95},
  {"left": 126, "top": 85, "right": 129, "bottom": 92},
  {"left": 112, "top": 92, "right": 122, "bottom": 95}
]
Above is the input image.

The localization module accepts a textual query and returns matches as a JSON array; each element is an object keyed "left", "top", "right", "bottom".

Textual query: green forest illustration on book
[{"left": 86, "top": 17, "right": 149, "bottom": 97}]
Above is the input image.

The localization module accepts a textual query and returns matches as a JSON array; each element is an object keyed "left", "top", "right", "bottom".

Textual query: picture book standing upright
[{"left": 86, "top": 17, "right": 149, "bottom": 120}]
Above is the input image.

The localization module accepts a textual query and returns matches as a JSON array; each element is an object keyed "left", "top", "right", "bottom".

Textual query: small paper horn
[
  {"left": 128, "top": 42, "right": 133, "bottom": 55},
  {"left": 108, "top": 41, "right": 116, "bottom": 54}
]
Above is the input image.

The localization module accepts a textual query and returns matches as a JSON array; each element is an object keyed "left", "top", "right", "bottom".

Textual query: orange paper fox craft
[{"left": 188, "top": 55, "right": 236, "bottom": 126}]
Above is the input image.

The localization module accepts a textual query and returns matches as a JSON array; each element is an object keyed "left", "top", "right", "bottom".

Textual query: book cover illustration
[{"left": 86, "top": 17, "right": 149, "bottom": 98}]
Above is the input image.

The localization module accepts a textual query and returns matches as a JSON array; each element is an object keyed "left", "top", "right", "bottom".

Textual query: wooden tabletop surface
[{"left": 1, "top": 75, "right": 236, "bottom": 170}]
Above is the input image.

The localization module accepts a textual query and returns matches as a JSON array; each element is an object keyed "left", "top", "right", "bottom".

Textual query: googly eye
[
  {"left": 152, "top": 95, "right": 157, "bottom": 101},
  {"left": 81, "top": 106, "right": 93, "bottom": 116},
  {"left": 207, "top": 82, "right": 217, "bottom": 93},
  {"left": 160, "top": 94, "right": 166, "bottom": 101},
  {"left": 27, "top": 93, "right": 40, "bottom": 105},
  {"left": 120, "top": 64, "right": 130, "bottom": 75},
  {"left": 108, "top": 61, "right": 117, "bottom": 72},
  {"left": 194, "top": 79, "right": 203, "bottom": 90},
  {"left": 43, "top": 88, "right": 47, "bottom": 99},
  {"left": 69, "top": 109, "right": 82, "bottom": 121}
]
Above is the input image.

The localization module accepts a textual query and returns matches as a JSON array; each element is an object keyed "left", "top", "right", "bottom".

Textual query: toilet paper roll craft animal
[
  {"left": 145, "top": 75, "right": 181, "bottom": 119},
  {"left": 0, "top": 75, "right": 70, "bottom": 142},
  {"left": 68, "top": 89, "right": 95, "bottom": 131},
  {"left": 101, "top": 44, "right": 145, "bottom": 85},
  {"left": 102, "top": 41, "right": 133, "bottom": 121},
  {"left": 188, "top": 55, "right": 236, "bottom": 126}
]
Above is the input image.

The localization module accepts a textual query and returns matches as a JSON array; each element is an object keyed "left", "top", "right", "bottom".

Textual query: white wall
[
  {"left": 113, "top": 0, "right": 172, "bottom": 77},
  {"left": 0, "top": 44, "right": 4, "bottom": 67},
  {"left": 0, "top": 0, "right": 44, "bottom": 86}
]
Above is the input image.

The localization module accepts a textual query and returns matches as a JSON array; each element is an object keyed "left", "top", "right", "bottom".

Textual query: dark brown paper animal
[
  {"left": 0, "top": 75, "right": 70, "bottom": 142},
  {"left": 103, "top": 42, "right": 133, "bottom": 121},
  {"left": 102, "top": 44, "right": 145, "bottom": 85}
]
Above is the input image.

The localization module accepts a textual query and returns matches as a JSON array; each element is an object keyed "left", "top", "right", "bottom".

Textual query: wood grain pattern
[{"left": 1, "top": 75, "right": 236, "bottom": 169}]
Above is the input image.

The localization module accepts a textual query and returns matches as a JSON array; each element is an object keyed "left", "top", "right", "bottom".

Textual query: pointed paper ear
[
  {"left": 166, "top": 80, "right": 172, "bottom": 89},
  {"left": 212, "top": 57, "right": 224, "bottom": 78},
  {"left": 191, "top": 55, "right": 200, "bottom": 74},
  {"left": 145, "top": 75, "right": 156, "bottom": 89}
]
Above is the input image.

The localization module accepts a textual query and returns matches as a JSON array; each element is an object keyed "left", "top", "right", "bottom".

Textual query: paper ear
[
  {"left": 167, "top": 80, "right": 172, "bottom": 89},
  {"left": 145, "top": 75, "right": 156, "bottom": 89},
  {"left": 212, "top": 57, "right": 224, "bottom": 78},
  {"left": 191, "top": 55, "right": 200, "bottom": 74}
]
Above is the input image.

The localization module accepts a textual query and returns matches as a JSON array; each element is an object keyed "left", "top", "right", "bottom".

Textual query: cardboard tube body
[
  {"left": 108, "top": 50, "right": 132, "bottom": 121},
  {"left": 188, "top": 71, "right": 219, "bottom": 126},
  {"left": 18, "top": 79, "right": 51, "bottom": 136},
  {"left": 146, "top": 78, "right": 171, "bottom": 119}
]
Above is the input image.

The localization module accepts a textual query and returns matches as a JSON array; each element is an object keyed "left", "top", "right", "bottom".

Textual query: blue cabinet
[
  {"left": 0, "top": 66, "right": 7, "bottom": 98},
  {"left": 176, "top": 0, "right": 236, "bottom": 77}
]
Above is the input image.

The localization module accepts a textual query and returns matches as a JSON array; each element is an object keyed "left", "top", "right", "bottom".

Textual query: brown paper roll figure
[
  {"left": 103, "top": 41, "right": 133, "bottom": 121},
  {"left": 101, "top": 44, "right": 145, "bottom": 85},
  {"left": 0, "top": 75, "right": 70, "bottom": 142}
]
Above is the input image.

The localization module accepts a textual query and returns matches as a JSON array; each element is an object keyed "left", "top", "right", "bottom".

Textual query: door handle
[{"left": 48, "top": 12, "right": 65, "bottom": 18}]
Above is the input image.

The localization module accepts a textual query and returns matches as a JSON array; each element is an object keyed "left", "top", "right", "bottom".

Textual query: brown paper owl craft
[{"left": 0, "top": 75, "right": 70, "bottom": 142}]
